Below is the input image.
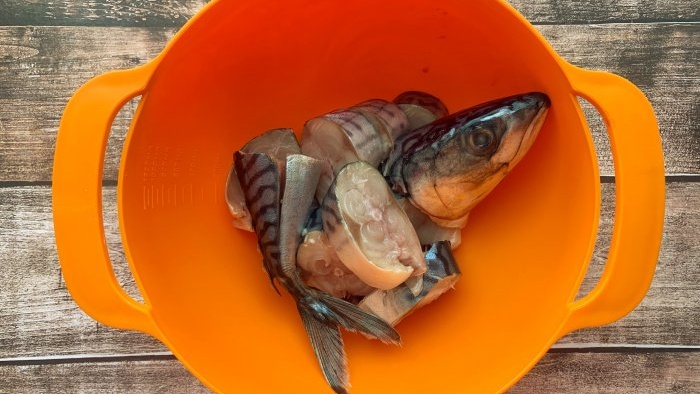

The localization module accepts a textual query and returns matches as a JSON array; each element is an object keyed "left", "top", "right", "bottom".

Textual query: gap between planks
[
  {"left": 2, "top": 176, "right": 697, "bottom": 189},
  {"left": 1, "top": 345, "right": 699, "bottom": 367}
]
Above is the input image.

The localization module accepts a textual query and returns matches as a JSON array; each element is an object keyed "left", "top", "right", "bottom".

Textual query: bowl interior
[{"left": 119, "top": 0, "right": 599, "bottom": 392}]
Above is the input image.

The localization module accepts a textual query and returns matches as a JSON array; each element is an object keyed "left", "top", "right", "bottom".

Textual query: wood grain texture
[
  {"left": 0, "top": 359, "right": 210, "bottom": 393},
  {"left": 0, "top": 26, "right": 176, "bottom": 183},
  {"left": 560, "top": 182, "right": 700, "bottom": 345},
  {"left": 0, "top": 0, "right": 696, "bottom": 26},
  {"left": 0, "top": 352, "right": 697, "bottom": 393},
  {"left": 511, "top": 351, "right": 700, "bottom": 393},
  {"left": 0, "top": 0, "right": 208, "bottom": 27},
  {"left": 0, "top": 23, "right": 697, "bottom": 182},
  {"left": 0, "top": 0, "right": 697, "bottom": 390},
  {"left": 512, "top": 0, "right": 699, "bottom": 24},
  {"left": 0, "top": 182, "right": 696, "bottom": 359},
  {"left": 0, "top": 186, "right": 162, "bottom": 359},
  {"left": 539, "top": 22, "right": 700, "bottom": 176}
]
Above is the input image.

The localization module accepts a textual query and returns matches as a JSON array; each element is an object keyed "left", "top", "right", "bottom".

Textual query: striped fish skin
[
  {"left": 353, "top": 99, "right": 410, "bottom": 142},
  {"left": 234, "top": 151, "right": 400, "bottom": 394},
  {"left": 325, "top": 110, "right": 390, "bottom": 167},
  {"left": 225, "top": 128, "right": 300, "bottom": 231},
  {"left": 384, "top": 92, "right": 550, "bottom": 226},
  {"left": 234, "top": 152, "right": 284, "bottom": 284}
]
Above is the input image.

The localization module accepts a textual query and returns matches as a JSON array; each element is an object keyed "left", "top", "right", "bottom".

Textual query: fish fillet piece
[
  {"left": 225, "top": 165, "right": 253, "bottom": 231},
  {"left": 321, "top": 161, "right": 426, "bottom": 290},
  {"left": 324, "top": 110, "right": 391, "bottom": 167},
  {"left": 297, "top": 230, "right": 376, "bottom": 298},
  {"left": 352, "top": 99, "right": 410, "bottom": 141},
  {"left": 301, "top": 116, "right": 360, "bottom": 201},
  {"left": 225, "top": 128, "right": 300, "bottom": 231},
  {"left": 279, "top": 154, "right": 323, "bottom": 276},
  {"left": 397, "top": 198, "right": 462, "bottom": 248},
  {"left": 235, "top": 151, "right": 399, "bottom": 394},
  {"left": 359, "top": 241, "right": 461, "bottom": 326},
  {"left": 394, "top": 91, "right": 449, "bottom": 131}
]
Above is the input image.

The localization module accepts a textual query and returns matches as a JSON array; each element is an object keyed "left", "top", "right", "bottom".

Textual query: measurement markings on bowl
[{"left": 141, "top": 145, "right": 223, "bottom": 210}]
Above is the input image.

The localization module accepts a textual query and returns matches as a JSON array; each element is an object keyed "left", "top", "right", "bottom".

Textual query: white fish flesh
[
  {"left": 397, "top": 198, "right": 462, "bottom": 248},
  {"left": 359, "top": 241, "right": 460, "bottom": 326},
  {"left": 393, "top": 91, "right": 449, "bottom": 131},
  {"left": 297, "top": 229, "right": 376, "bottom": 298},
  {"left": 320, "top": 161, "right": 426, "bottom": 290}
]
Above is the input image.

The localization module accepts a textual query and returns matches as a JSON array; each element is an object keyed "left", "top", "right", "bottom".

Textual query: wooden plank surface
[
  {"left": 0, "top": 0, "right": 697, "bottom": 392},
  {"left": 561, "top": 181, "right": 700, "bottom": 345},
  {"left": 511, "top": 351, "right": 700, "bottom": 393},
  {"left": 0, "top": 352, "right": 697, "bottom": 393},
  {"left": 0, "top": 0, "right": 697, "bottom": 26},
  {"left": 0, "top": 0, "right": 208, "bottom": 27},
  {"left": 0, "top": 182, "right": 697, "bottom": 359},
  {"left": 0, "top": 23, "right": 697, "bottom": 182}
]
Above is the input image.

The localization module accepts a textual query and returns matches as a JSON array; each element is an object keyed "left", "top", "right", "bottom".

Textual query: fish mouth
[{"left": 491, "top": 92, "right": 550, "bottom": 166}]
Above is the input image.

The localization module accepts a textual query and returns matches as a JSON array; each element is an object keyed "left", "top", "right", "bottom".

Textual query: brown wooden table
[{"left": 0, "top": 1, "right": 697, "bottom": 392}]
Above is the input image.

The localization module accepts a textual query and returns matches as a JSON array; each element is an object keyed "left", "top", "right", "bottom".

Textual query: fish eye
[{"left": 469, "top": 128, "right": 496, "bottom": 151}]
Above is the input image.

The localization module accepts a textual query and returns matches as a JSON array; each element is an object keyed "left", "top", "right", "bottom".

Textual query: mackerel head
[{"left": 383, "top": 92, "right": 550, "bottom": 227}]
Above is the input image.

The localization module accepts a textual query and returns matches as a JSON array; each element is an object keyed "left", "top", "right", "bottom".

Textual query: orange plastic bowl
[{"left": 53, "top": 0, "right": 665, "bottom": 392}]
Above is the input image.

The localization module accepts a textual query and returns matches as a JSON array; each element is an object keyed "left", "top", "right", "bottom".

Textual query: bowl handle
[
  {"left": 52, "top": 62, "right": 162, "bottom": 339},
  {"left": 560, "top": 63, "right": 665, "bottom": 334}
]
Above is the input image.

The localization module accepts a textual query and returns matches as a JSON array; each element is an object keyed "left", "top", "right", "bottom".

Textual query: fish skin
[
  {"left": 393, "top": 91, "right": 449, "bottom": 120},
  {"left": 359, "top": 241, "right": 461, "bottom": 326},
  {"left": 225, "top": 165, "right": 253, "bottom": 231},
  {"left": 384, "top": 92, "right": 550, "bottom": 226},
  {"left": 234, "top": 151, "right": 400, "bottom": 394},
  {"left": 234, "top": 152, "right": 284, "bottom": 287},
  {"left": 397, "top": 197, "right": 462, "bottom": 248},
  {"left": 353, "top": 99, "right": 410, "bottom": 142},
  {"left": 279, "top": 154, "right": 323, "bottom": 277},
  {"left": 301, "top": 116, "right": 360, "bottom": 201},
  {"left": 226, "top": 128, "right": 300, "bottom": 231},
  {"left": 393, "top": 91, "right": 449, "bottom": 135}
]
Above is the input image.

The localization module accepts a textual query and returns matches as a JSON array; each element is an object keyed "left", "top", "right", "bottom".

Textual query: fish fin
[
  {"left": 316, "top": 290, "right": 401, "bottom": 345},
  {"left": 298, "top": 306, "right": 349, "bottom": 394}
]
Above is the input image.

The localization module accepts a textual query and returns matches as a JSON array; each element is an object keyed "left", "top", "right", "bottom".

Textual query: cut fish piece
[
  {"left": 397, "top": 103, "right": 440, "bottom": 131},
  {"left": 297, "top": 230, "right": 376, "bottom": 298},
  {"left": 225, "top": 165, "right": 253, "bottom": 232},
  {"left": 236, "top": 149, "right": 399, "bottom": 394},
  {"left": 301, "top": 116, "right": 360, "bottom": 201},
  {"left": 358, "top": 241, "right": 461, "bottom": 326},
  {"left": 353, "top": 99, "right": 410, "bottom": 141},
  {"left": 321, "top": 161, "right": 426, "bottom": 290},
  {"left": 225, "top": 128, "right": 300, "bottom": 231},
  {"left": 279, "top": 154, "right": 323, "bottom": 277},
  {"left": 324, "top": 110, "right": 391, "bottom": 167},
  {"left": 397, "top": 198, "right": 462, "bottom": 247},
  {"left": 394, "top": 91, "right": 449, "bottom": 131}
]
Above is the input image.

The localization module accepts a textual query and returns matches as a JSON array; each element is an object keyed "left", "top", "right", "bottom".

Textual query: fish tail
[
  {"left": 298, "top": 306, "right": 349, "bottom": 394},
  {"left": 313, "top": 289, "right": 401, "bottom": 345}
]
